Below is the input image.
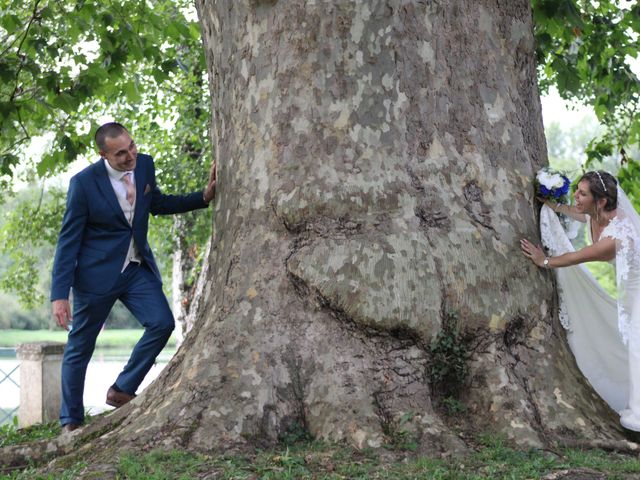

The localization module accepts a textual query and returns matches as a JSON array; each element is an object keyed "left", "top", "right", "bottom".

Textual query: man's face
[{"left": 101, "top": 132, "right": 138, "bottom": 171}]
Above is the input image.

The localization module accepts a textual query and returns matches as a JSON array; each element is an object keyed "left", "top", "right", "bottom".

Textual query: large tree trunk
[
  {"left": 17, "top": 1, "right": 629, "bottom": 470},
  {"left": 160, "top": 0, "right": 624, "bottom": 449}
]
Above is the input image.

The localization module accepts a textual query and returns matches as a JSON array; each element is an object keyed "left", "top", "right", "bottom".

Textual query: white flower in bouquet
[
  {"left": 536, "top": 170, "right": 566, "bottom": 190},
  {"left": 535, "top": 167, "right": 571, "bottom": 202}
]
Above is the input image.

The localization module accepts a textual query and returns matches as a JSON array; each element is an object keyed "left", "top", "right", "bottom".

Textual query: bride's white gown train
[{"left": 540, "top": 203, "right": 640, "bottom": 430}]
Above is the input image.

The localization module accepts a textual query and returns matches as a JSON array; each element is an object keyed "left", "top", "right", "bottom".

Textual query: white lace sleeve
[
  {"left": 602, "top": 215, "right": 640, "bottom": 344},
  {"left": 540, "top": 205, "right": 575, "bottom": 330}
]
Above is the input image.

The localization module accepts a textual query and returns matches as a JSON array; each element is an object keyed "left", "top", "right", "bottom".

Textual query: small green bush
[{"left": 428, "top": 313, "right": 470, "bottom": 399}]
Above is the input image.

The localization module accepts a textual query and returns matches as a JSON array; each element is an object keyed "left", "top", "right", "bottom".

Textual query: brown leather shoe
[
  {"left": 62, "top": 423, "right": 81, "bottom": 433},
  {"left": 106, "top": 387, "right": 136, "bottom": 408}
]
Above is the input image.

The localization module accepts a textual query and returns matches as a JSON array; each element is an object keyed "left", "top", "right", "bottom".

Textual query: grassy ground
[
  {"left": 1, "top": 421, "right": 640, "bottom": 479},
  {"left": 0, "top": 329, "right": 177, "bottom": 349}
]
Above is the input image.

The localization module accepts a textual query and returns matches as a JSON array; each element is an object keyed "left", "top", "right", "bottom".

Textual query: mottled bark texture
[
  {"left": 171, "top": 0, "right": 625, "bottom": 450},
  {"left": 26, "top": 1, "right": 632, "bottom": 470}
]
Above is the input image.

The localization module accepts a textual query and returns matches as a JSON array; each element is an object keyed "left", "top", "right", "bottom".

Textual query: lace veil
[{"left": 611, "top": 187, "right": 640, "bottom": 345}]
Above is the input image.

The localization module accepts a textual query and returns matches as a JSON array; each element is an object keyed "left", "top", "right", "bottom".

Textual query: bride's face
[{"left": 574, "top": 180, "right": 595, "bottom": 213}]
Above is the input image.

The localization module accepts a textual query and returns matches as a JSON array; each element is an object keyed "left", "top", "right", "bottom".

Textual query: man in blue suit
[{"left": 51, "top": 122, "right": 216, "bottom": 432}]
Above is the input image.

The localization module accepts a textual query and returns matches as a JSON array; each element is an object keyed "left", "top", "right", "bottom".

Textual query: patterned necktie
[{"left": 121, "top": 172, "right": 135, "bottom": 206}]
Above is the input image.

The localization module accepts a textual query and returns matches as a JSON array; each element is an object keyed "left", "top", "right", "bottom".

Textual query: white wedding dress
[{"left": 539, "top": 188, "right": 640, "bottom": 431}]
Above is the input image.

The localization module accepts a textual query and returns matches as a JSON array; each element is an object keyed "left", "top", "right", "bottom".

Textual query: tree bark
[
  {"left": 12, "top": 1, "right": 632, "bottom": 470},
  {"left": 183, "top": 0, "right": 624, "bottom": 450}
]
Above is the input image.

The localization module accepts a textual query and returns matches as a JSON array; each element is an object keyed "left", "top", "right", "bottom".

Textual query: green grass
[
  {"left": 1, "top": 466, "right": 86, "bottom": 480},
  {"left": 0, "top": 329, "right": 177, "bottom": 349},
  {"left": 2, "top": 427, "right": 640, "bottom": 480},
  {"left": 0, "top": 418, "right": 60, "bottom": 449},
  {"left": 111, "top": 442, "right": 640, "bottom": 480}
]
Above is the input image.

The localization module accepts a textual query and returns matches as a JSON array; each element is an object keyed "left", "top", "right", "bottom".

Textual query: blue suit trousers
[{"left": 60, "top": 262, "right": 174, "bottom": 426}]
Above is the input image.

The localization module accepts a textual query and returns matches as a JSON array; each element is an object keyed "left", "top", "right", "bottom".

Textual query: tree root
[
  {"left": 0, "top": 436, "right": 71, "bottom": 473},
  {"left": 555, "top": 438, "right": 640, "bottom": 455},
  {"left": 0, "top": 405, "right": 128, "bottom": 472},
  {"left": 541, "top": 468, "right": 606, "bottom": 480}
]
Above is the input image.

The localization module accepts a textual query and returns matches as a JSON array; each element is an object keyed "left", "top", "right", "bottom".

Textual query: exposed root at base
[
  {"left": 555, "top": 437, "right": 640, "bottom": 455},
  {"left": 0, "top": 405, "right": 128, "bottom": 472}
]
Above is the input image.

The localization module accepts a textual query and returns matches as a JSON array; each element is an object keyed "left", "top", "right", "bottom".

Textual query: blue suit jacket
[{"left": 51, "top": 153, "right": 208, "bottom": 301}]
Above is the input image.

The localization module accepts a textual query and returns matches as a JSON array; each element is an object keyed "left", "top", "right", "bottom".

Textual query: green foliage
[
  {"left": 533, "top": 0, "right": 640, "bottom": 165},
  {"left": 618, "top": 158, "right": 640, "bottom": 208},
  {"left": 563, "top": 447, "right": 640, "bottom": 474},
  {"left": 278, "top": 421, "right": 312, "bottom": 446},
  {"left": 428, "top": 313, "right": 470, "bottom": 399},
  {"left": 442, "top": 396, "right": 468, "bottom": 416},
  {"left": 383, "top": 411, "right": 420, "bottom": 452},
  {"left": 0, "top": 186, "right": 64, "bottom": 309},
  {"left": 0, "top": 417, "right": 60, "bottom": 448},
  {"left": 0, "top": 0, "right": 205, "bottom": 189},
  {"left": 0, "top": 294, "right": 49, "bottom": 329},
  {"left": 0, "top": 467, "right": 85, "bottom": 480},
  {"left": 584, "top": 260, "right": 617, "bottom": 298}
]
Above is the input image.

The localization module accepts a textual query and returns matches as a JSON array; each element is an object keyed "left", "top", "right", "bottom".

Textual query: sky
[
  {"left": 540, "top": 89, "right": 595, "bottom": 129},
  {"left": 540, "top": 88, "right": 596, "bottom": 129}
]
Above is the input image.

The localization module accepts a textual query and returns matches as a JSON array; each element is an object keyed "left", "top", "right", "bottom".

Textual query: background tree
[
  {"left": 533, "top": 0, "right": 640, "bottom": 166},
  {"left": 0, "top": 0, "right": 199, "bottom": 183}
]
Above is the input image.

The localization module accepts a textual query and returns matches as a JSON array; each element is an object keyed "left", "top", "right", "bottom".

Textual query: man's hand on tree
[{"left": 204, "top": 162, "right": 217, "bottom": 203}]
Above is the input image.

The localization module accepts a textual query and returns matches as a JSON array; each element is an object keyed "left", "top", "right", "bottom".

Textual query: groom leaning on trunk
[{"left": 50, "top": 122, "right": 216, "bottom": 433}]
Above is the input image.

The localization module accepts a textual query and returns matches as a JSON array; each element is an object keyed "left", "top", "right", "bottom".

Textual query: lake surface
[{"left": 0, "top": 347, "right": 174, "bottom": 423}]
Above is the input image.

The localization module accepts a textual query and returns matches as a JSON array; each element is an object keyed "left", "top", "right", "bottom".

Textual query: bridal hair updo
[{"left": 578, "top": 170, "right": 617, "bottom": 211}]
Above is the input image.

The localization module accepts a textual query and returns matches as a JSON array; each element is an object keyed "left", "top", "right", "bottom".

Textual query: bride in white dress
[{"left": 521, "top": 170, "right": 640, "bottom": 431}]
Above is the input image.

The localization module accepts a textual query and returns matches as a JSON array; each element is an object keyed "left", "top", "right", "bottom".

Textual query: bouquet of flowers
[
  {"left": 535, "top": 167, "right": 570, "bottom": 203},
  {"left": 536, "top": 167, "right": 579, "bottom": 238}
]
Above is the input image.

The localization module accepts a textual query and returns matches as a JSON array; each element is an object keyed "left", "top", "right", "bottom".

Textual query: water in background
[{"left": 0, "top": 347, "right": 174, "bottom": 425}]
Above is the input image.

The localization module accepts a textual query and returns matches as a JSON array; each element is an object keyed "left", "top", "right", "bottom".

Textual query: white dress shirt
[{"left": 103, "top": 159, "right": 142, "bottom": 271}]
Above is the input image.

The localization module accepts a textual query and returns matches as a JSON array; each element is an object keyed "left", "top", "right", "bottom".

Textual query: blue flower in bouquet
[{"left": 536, "top": 167, "right": 570, "bottom": 202}]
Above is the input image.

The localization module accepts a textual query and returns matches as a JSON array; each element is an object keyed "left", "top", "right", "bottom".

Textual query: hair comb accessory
[{"left": 595, "top": 171, "right": 607, "bottom": 192}]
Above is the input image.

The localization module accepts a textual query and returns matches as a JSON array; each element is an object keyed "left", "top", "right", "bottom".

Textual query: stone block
[{"left": 16, "top": 342, "right": 65, "bottom": 428}]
